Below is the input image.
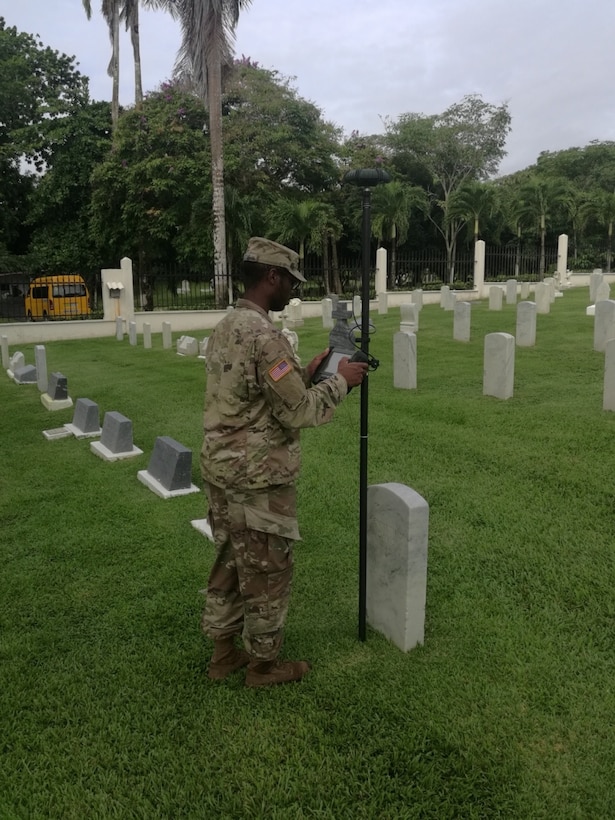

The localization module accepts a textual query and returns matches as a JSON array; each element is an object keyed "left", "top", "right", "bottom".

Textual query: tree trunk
[
  {"left": 130, "top": 2, "right": 143, "bottom": 106},
  {"left": 299, "top": 239, "right": 305, "bottom": 274},
  {"left": 207, "top": 47, "right": 228, "bottom": 309},
  {"left": 322, "top": 236, "right": 331, "bottom": 295},
  {"left": 110, "top": 3, "right": 120, "bottom": 129},
  {"left": 515, "top": 225, "right": 521, "bottom": 278},
  {"left": 540, "top": 215, "right": 546, "bottom": 277},
  {"left": 608, "top": 222, "right": 613, "bottom": 273},
  {"left": 331, "top": 239, "right": 342, "bottom": 295}
]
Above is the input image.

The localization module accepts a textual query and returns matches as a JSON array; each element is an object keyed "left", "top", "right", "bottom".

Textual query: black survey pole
[{"left": 343, "top": 168, "right": 390, "bottom": 642}]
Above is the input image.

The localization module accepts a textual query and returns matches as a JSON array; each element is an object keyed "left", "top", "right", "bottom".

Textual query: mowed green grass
[{"left": 1, "top": 287, "right": 614, "bottom": 819}]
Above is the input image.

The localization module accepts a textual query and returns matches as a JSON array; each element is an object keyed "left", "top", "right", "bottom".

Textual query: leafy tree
[
  {"left": 386, "top": 94, "right": 511, "bottom": 281},
  {"left": 172, "top": 0, "right": 251, "bottom": 308},
  {"left": 28, "top": 101, "right": 113, "bottom": 275},
  {"left": 89, "top": 82, "right": 212, "bottom": 293},
  {"left": 223, "top": 61, "right": 341, "bottom": 197},
  {"left": 0, "top": 18, "right": 88, "bottom": 256}
]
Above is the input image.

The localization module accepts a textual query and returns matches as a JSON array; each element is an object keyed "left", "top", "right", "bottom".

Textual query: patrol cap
[{"left": 243, "top": 236, "right": 306, "bottom": 283}]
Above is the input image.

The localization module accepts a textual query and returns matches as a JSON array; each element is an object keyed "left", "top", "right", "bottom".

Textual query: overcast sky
[{"left": 5, "top": 0, "right": 615, "bottom": 175}]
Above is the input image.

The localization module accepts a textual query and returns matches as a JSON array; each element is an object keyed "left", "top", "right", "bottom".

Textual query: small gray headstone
[
  {"left": 100, "top": 411, "right": 135, "bottom": 453},
  {"left": 353, "top": 294, "right": 362, "bottom": 318},
  {"left": 377, "top": 292, "right": 388, "bottom": 315},
  {"left": 91, "top": 411, "right": 142, "bottom": 461},
  {"left": 47, "top": 372, "right": 68, "bottom": 401},
  {"left": 68, "top": 398, "right": 101, "bottom": 436},
  {"left": 590, "top": 272, "right": 604, "bottom": 304},
  {"left": 411, "top": 289, "right": 423, "bottom": 311},
  {"left": 440, "top": 285, "right": 451, "bottom": 309},
  {"left": 128, "top": 320, "right": 137, "bottom": 346},
  {"left": 14, "top": 364, "right": 37, "bottom": 384},
  {"left": 143, "top": 322, "right": 152, "bottom": 349},
  {"left": 520, "top": 282, "right": 531, "bottom": 300},
  {"left": 115, "top": 316, "right": 124, "bottom": 341},
  {"left": 138, "top": 436, "right": 200, "bottom": 498},
  {"left": 146, "top": 436, "right": 193, "bottom": 490},
  {"left": 506, "top": 279, "right": 517, "bottom": 305}
]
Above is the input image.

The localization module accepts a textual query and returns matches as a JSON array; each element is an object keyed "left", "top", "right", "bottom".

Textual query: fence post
[
  {"left": 375, "top": 247, "right": 388, "bottom": 293},
  {"left": 474, "top": 240, "right": 486, "bottom": 298}
]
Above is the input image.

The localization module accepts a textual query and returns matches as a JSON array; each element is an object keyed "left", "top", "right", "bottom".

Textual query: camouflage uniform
[{"left": 201, "top": 297, "right": 347, "bottom": 660}]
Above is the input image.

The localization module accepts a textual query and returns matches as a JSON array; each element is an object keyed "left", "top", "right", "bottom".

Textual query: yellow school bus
[{"left": 25, "top": 275, "right": 91, "bottom": 320}]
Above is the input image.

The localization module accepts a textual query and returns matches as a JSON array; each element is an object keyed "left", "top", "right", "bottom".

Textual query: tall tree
[
  {"left": 268, "top": 198, "right": 330, "bottom": 275},
  {"left": 581, "top": 189, "right": 615, "bottom": 272},
  {"left": 173, "top": 0, "right": 252, "bottom": 307},
  {"left": 386, "top": 94, "right": 511, "bottom": 281},
  {"left": 82, "top": 0, "right": 121, "bottom": 128},
  {"left": 517, "top": 176, "right": 571, "bottom": 276},
  {"left": 0, "top": 18, "right": 88, "bottom": 256},
  {"left": 448, "top": 181, "right": 499, "bottom": 244}
]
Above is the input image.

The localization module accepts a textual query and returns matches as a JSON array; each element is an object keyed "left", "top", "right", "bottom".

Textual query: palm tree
[
  {"left": 173, "top": 0, "right": 252, "bottom": 308},
  {"left": 269, "top": 199, "right": 331, "bottom": 276},
  {"left": 371, "top": 181, "right": 427, "bottom": 288},
  {"left": 82, "top": 1, "right": 121, "bottom": 129},
  {"left": 122, "top": 1, "right": 173, "bottom": 106},
  {"left": 448, "top": 181, "right": 498, "bottom": 245},
  {"left": 517, "top": 176, "right": 571, "bottom": 277}
]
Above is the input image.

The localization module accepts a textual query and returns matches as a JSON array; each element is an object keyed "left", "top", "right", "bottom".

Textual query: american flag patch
[{"left": 268, "top": 359, "right": 292, "bottom": 382}]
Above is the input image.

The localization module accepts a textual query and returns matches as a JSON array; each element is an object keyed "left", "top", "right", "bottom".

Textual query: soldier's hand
[
  {"left": 337, "top": 358, "right": 368, "bottom": 388},
  {"left": 306, "top": 347, "right": 331, "bottom": 380}
]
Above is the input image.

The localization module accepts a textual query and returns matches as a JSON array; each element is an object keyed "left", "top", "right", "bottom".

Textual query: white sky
[{"left": 4, "top": 0, "right": 615, "bottom": 175}]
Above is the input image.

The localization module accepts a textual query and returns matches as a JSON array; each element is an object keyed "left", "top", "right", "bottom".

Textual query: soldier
[{"left": 201, "top": 237, "right": 368, "bottom": 687}]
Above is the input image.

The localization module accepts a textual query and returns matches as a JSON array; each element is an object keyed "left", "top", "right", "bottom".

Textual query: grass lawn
[{"left": 1, "top": 288, "right": 614, "bottom": 819}]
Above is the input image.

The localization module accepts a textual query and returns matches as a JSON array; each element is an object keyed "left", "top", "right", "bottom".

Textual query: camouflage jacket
[{"left": 201, "top": 298, "right": 347, "bottom": 490}]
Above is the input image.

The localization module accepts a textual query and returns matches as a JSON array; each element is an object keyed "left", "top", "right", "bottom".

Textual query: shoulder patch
[{"left": 268, "top": 359, "right": 292, "bottom": 382}]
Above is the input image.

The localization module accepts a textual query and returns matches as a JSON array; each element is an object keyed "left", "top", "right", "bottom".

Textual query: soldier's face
[{"left": 270, "top": 269, "right": 296, "bottom": 312}]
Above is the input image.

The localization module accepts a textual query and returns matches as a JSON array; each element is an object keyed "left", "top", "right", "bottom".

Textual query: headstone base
[
  {"left": 64, "top": 422, "right": 102, "bottom": 439},
  {"left": 191, "top": 518, "right": 214, "bottom": 541},
  {"left": 41, "top": 394, "right": 74, "bottom": 411},
  {"left": 137, "top": 470, "right": 200, "bottom": 499},
  {"left": 586, "top": 305, "right": 596, "bottom": 316},
  {"left": 90, "top": 440, "right": 143, "bottom": 462},
  {"left": 42, "top": 427, "right": 73, "bottom": 441}
]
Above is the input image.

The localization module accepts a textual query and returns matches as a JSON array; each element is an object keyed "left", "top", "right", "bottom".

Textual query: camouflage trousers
[{"left": 201, "top": 481, "right": 301, "bottom": 661}]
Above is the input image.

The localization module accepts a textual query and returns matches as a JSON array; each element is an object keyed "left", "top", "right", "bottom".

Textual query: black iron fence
[{"left": 484, "top": 246, "right": 559, "bottom": 282}]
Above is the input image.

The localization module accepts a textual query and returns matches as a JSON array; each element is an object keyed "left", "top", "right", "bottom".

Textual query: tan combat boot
[
  {"left": 207, "top": 636, "right": 250, "bottom": 680},
  {"left": 245, "top": 658, "right": 310, "bottom": 688}
]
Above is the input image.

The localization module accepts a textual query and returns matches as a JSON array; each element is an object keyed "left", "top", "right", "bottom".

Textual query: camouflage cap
[{"left": 243, "top": 237, "right": 306, "bottom": 283}]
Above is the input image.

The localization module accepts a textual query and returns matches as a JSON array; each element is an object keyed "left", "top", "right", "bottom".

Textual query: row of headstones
[
  {"left": 42, "top": 399, "right": 200, "bottom": 499},
  {"left": 3, "top": 339, "right": 73, "bottom": 410},
  {"left": 398, "top": 299, "right": 541, "bottom": 347},
  {"left": 0, "top": 334, "right": 202, "bottom": 500},
  {"left": 394, "top": 301, "right": 615, "bottom": 409}
]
